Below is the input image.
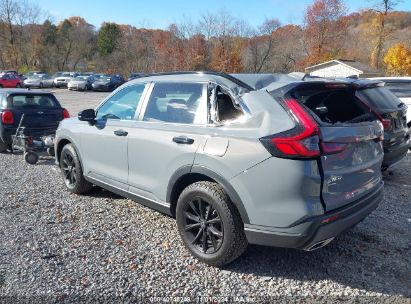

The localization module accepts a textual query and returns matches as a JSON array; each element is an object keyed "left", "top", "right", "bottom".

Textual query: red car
[{"left": 0, "top": 73, "right": 22, "bottom": 88}]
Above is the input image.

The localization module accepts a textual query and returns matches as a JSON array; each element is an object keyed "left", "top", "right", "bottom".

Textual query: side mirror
[{"left": 78, "top": 109, "right": 95, "bottom": 122}]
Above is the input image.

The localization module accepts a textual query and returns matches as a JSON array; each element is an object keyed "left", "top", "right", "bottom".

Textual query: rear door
[
  {"left": 127, "top": 82, "right": 209, "bottom": 202},
  {"left": 318, "top": 122, "right": 384, "bottom": 211}
]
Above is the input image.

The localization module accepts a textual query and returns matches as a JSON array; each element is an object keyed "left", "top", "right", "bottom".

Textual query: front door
[{"left": 80, "top": 83, "right": 147, "bottom": 189}]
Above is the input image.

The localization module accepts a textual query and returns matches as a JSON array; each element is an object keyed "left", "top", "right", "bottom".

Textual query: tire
[
  {"left": 39, "top": 83, "right": 43, "bottom": 88},
  {"left": 0, "top": 85, "right": 3, "bottom": 88},
  {"left": 176, "top": 181, "right": 248, "bottom": 267},
  {"left": 16, "top": 83, "right": 21, "bottom": 88},
  {"left": 0, "top": 139, "right": 8, "bottom": 153},
  {"left": 24, "top": 151, "right": 39, "bottom": 164},
  {"left": 60, "top": 143, "right": 93, "bottom": 194}
]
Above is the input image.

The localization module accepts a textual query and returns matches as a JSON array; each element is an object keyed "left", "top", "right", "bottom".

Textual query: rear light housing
[
  {"left": 63, "top": 108, "right": 70, "bottom": 119},
  {"left": 260, "top": 99, "right": 321, "bottom": 159},
  {"left": 1, "top": 110, "right": 14, "bottom": 124}
]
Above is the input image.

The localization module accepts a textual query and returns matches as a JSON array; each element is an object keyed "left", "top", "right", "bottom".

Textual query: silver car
[
  {"left": 23, "top": 74, "right": 55, "bottom": 88},
  {"left": 68, "top": 76, "right": 92, "bottom": 91},
  {"left": 55, "top": 72, "right": 384, "bottom": 266}
]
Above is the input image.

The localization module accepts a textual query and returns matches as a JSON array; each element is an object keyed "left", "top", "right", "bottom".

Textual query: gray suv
[{"left": 55, "top": 72, "right": 384, "bottom": 266}]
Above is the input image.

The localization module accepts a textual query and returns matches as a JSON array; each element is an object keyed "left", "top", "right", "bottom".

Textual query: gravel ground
[{"left": 0, "top": 90, "right": 410, "bottom": 302}]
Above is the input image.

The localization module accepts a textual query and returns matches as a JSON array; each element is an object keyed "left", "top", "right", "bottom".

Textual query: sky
[{"left": 35, "top": 0, "right": 411, "bottom": 29}]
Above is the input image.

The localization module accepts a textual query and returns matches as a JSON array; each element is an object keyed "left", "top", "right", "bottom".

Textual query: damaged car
[
  {"left": 55, "top": 72, "right": 385, "bottom": 266},
  {"left": 255, "top": 74, "right": 409, "bottom": 170}
]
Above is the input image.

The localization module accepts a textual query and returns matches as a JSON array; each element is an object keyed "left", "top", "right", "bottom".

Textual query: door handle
[
  {"left": 114, "top": 129, "right": 128, "bottom": 136},
  {"left": 172, "top": 136, "right": 194, "bottom": 145}
]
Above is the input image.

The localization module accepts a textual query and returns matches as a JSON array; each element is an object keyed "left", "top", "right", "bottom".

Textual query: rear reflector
[
  {"left": 1, "top": 111, "right": 14, "bottom": 124},
  {"left": 63, "top": 108, "right": 70, "bottom": 119},
  {"left": 260, "top": 99, "right": 321, "bottom": 159},
  {"left": 381, "top": 118, "right": 391, "bottom": 131},
  {"left": 321, "top": 142, "right": 348, "bottom": 155}
]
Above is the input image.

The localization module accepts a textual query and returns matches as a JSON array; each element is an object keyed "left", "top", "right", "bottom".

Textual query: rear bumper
[
  {"left": 382, "top": 137, "right": 410, "bottom": 168},
  {"left": 244, "top": 182, "right": 383, "bottom": 250}
]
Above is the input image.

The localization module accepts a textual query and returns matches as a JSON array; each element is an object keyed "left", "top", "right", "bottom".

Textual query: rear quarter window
[
  {"left": 8, "top": 94, "right": 60, "bottom": 108},
  {"left": 356, "top": 87, "right": 402, "bottom": 111}
]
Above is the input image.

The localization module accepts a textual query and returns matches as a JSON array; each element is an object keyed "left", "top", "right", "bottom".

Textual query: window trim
[
  {"left": 94, "top": 82, "right": 150, "bottom": 122},
  {"left": 138, "top": 81, "right": 210, "bottom": 126}
]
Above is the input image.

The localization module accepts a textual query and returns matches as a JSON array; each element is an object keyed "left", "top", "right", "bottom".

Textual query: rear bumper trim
[{"left": 244, "top": 182, "right": 384, "bottom": 249}]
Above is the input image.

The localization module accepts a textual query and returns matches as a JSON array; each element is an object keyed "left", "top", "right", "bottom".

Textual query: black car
[
  {"left": 253, "top": 75, "right": 409, "bottom": 170},
  {"left": 0, "top": 89, "right": 69, "bottom": 152},
  {"left": 91, "top": 75, "right": 125, "bottom": 92}
]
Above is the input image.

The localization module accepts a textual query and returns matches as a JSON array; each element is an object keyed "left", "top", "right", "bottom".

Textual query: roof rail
[{"left": 141, "top": 71, "right": 254, "bottom": 91}]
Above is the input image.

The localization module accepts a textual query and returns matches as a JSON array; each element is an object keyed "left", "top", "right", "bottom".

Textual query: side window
[
  {"left": 215, "top": 87, "right": 244, "bottom": 123},
  {"left": 143, "top": 82, "right": 207, "bottom": 124},
  {"left": 96, "top": 84, "right": 146, "bottom": 120}
]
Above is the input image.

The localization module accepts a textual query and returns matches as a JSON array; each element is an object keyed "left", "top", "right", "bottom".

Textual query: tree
[
  {"left": 369, "top": 0, "right": 401, "bottom": 69},
  {"left": 303, "top": 0, "right": 348, "bottom": 65},
  {"left": 383, "top": 42, "right": 411, "bottom": 75},
  {"left": 97, "top": 22, "right": 121, "bottom": 56}
]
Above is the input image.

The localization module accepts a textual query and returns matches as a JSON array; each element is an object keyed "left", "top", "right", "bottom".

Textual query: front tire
[
  {"left": 60, "top": 143, "right": 93, "bottom": 194},
  {"left": 176, "top": 181, "right": 247, "bottom": 267}
]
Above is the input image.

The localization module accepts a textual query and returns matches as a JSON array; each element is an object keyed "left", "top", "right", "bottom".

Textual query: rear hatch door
[
  {"left": 8, "top": 93, "right": 63, "bottom": 129},
  {"left": 319, "top": 121, "right": 384, "bottom": 211}
]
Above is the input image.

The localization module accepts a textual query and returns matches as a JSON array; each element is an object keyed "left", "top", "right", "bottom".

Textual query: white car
[
  {"left": 369, "top": 77, "right": 411, "bottom": 126},
  {"left": 54, "top": 72, "right": 78, "bottom": 88}
]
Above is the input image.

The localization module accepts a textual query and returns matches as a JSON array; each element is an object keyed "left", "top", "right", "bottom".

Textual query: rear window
[
  {"left": 356, "top": 87, "right": 402, "bottom": 111},
  {"left": 383, "top": 82, "right": 411, "bottom": 98},
  {"left": 8, "top": 94, "right": 60, "bottom": 108}
]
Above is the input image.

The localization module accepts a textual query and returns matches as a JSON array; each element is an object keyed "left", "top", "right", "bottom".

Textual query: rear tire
[
  {"left": 16, "top": 83, "right": 21, "bottom": 88},
  {"left": 60, "top": 143, "right": 93, "bottom": 194},
  {"left": 0, "top": 139, "right": 8, "bottom": 153},
  {"left": 176, "top": 181, "right": 248, "bottom": 267}
]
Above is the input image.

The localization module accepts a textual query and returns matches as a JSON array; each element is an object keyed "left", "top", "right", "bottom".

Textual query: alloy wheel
[
  {"left": 61, "top": 152, "right": 77, "bottom": 187},
  {"left": 183, "top": 198, "right": 224, "bottom": 254}
]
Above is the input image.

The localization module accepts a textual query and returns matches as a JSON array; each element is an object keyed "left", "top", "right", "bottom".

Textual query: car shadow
[
  {"left": 224, "top": 230, "right": 410, "bottom": 298},
  {"left": 83, "top": 186, "right": 123, "bottom": 200}
]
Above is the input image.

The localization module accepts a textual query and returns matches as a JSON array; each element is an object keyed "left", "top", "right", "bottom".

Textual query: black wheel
[
  {"left": 16, "top": 83, "right": 21, "bottom": 88},
  {"left": 47, "top": 147, "right": 55, "bottom": 157},
  {"left": 39, "top": 83, "right": 43, "bottom": 88},
  {"left": 176, "top": 181, "right": 247, "bottom": 267},
  {"left": 60, "top": 143, "right": 93, "bottom": 194},
  {"left": 24, "top": 151, "right": 39, "bottom": 164},
  {"left": 0, "top": 139, "right": 8, "bottom": 153}
]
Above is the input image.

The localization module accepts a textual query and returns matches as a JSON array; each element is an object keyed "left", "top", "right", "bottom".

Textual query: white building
[{"left": 305, "top": 59, "right": 381, "bottom": 78}]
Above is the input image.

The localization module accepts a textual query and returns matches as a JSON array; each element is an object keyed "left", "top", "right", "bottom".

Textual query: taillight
[
  {"left": 1, "top": 111, "right": 14, "bottom": 124},
  {"left": 63, "top": 108, "right": 70, "bottom": 119},
  {"left": 381, "top": 118, "right": 391, "bottom": 131},
  {"left": 320, "top": 142, "right": 348, "bottom": 155},
  {"left": 260, "top": 99, "right": 321, "bottom": 159}
]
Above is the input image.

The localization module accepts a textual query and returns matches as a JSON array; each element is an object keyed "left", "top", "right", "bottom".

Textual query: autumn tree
[
  {"left": 383, "top": 42, "right": 411, "bottom": 75},
  {"left": 303, "top": 0, "right": 348, "bottom": 66},
  {"left": 369, "top": 0, "right": 401, "bottom": 69}
]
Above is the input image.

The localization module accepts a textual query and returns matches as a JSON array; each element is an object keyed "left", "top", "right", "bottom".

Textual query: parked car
[
  {"left": 128, "top": 73, "right": 146, "bottom": 81},
  {"left": 0, "top": 89, "right": 69, "bottom": 152},
  {"left": 68, "top": 75, "right": 93, "bottom": 91},
  {"left": 91, "top": 75, "right": 124, "bottom": 91},
  {"left": 55, "top": 71, "right": 385, "bottom": 266},
  {"left": 0, "top": 73, "right": 22, "bottom": 88},
  {"left": 251, "top": 74, "right": 409, "bottom": 170},
  {"left": 23, "top": 71, "right": 47, "bottom": 80},
  {"left": 369, "top": 77, "right": 411, "bottom": 127},
  {"left": 23, "top": 74, "right": 55, "bottom": 88},
  {"left": 54, "top": 72, "right": 79, "bottom": 88}
]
